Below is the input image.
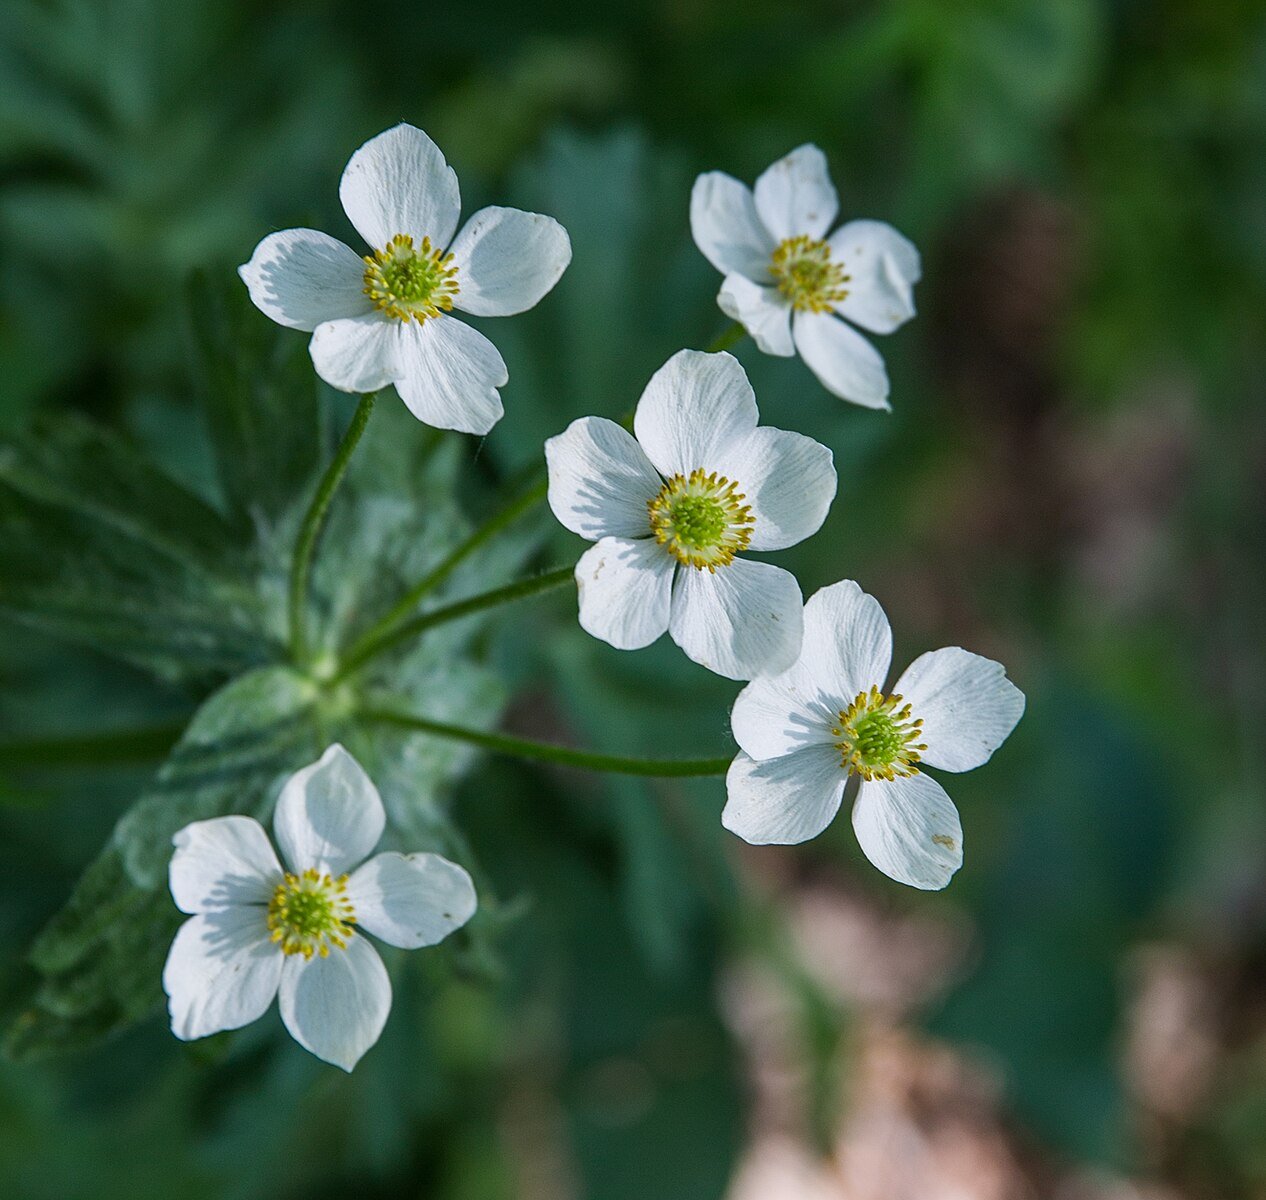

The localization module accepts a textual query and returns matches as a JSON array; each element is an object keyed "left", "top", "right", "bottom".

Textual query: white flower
[
  {"left": 722, "top": 581, "right": 1024, "bottom": 889},
  {"left": 163, "top": 744, "right": 476, "bottom": 1071},
  {"left": 545, "top": 349, "right": 836, "bottom": 681},
  {"left": 239, "top": 123, "right": 571, "bottom": 435},
  {"left": 690, "top": 144, "right": 920, "bottom": 410}
]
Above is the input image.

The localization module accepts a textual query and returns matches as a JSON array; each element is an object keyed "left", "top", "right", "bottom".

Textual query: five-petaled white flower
[
  {"left": 723, "top": 580, "right": 1024, "bottom": 889},
  {"left": 545, "top": 349, "right": 836, "bottom": 681},
  {"left": 163, "top": 744, "right": 476, "bottom": 1071},
  {"left": 239, "top": 123, "right": 571, "bottom": 435},
  {"left": 691, "top": 145, "right": 920, "bottom": 411}
]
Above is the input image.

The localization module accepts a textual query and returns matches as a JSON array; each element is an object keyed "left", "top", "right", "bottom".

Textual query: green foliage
[
  {"left": 0, "top": 0, "right": 1264, "bottom": 1195},
  {"left": 1, "top": 282, "right": 529, "bottom": 1062},
  {"left": 0, "top": 412, "right": 274, "bottom": 683}
]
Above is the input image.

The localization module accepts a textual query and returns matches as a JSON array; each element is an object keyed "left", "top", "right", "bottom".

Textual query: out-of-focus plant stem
[
  {"left": 288, "top": 392, "right": 376, "bottom": 665},
  {"left": 361, "top": 707, "right": 732, "bottom": 777}
]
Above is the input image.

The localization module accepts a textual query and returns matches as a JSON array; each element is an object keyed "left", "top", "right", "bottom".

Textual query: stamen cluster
[
  {"left": 648, "top": 469, "right": 755, "bottom": 571},
  {"left": 769, "top": 235, "right": 850, "bottom": 313},
  {"left": 832, "top": 686, "right": 927, "bottom": 780},
  {"left": 267, "top": 868, "right": 357, "bottom": 959},
  {"left": 363, "top": 233, "right": 459, "bottom": 323}
]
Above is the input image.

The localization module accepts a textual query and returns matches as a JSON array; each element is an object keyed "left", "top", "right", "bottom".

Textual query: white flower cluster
[
  {"left": 170, "top": 127, "right": 1022, "bottom": 1070},
  {"left": 547, "top": 145, "right": 1022, "bottom": 890}
]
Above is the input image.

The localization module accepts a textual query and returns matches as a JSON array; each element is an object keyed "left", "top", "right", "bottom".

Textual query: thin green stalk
[
  {"left": 361, "top": 708, "right": 731, "bottom": 777},
  {"left": 332, "top": 566, "right": 574, "bottom": 683},
  {"left": 0, "top": 721, "right": 186, "bottom": 770},
  {"left": 289, "top": 392, "right": 376, "bottom": 664},
  {"left": 706, "top": 322, "right": 746, "bottom": 353},
  {"left": 343, "top": 470, "right": 549, "bottom": 668}
]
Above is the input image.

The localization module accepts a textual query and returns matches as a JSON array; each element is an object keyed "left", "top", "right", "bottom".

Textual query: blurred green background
[{"left": 1, "top": 0, "right": 1264, "bottom": 1196}]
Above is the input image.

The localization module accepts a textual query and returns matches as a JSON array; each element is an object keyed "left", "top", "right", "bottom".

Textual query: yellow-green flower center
[
  {"left": 362, "top": 233, "right": 459, "bottom": 323},
  {"left": 770, "top": 235, "right": 850, "bottom": 313},
  {"left": 832, "top": 687, "right": 926, "bottom": 780},
  {"left": 647, "top": 469, "right": 754, "bottom": 571},
  {"left": 267, "top": 868, "right": 356, "bottom": 959}
]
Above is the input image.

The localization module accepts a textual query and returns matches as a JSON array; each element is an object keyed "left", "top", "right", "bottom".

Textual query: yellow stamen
[
  {"left": 362, "top": 233, "right": 459, "bottom": 323},
  {"left": 769, "top": 235, "right": 849, "bottom": 313},
  {"left": 267, "top": 868, "right": 357, "bottom": 959},
  {"left": 831, "top": 686, "right": 927, "bottom": 780},
  {"left": 647, "top": 469, "right": 755, "bottom": 571}
]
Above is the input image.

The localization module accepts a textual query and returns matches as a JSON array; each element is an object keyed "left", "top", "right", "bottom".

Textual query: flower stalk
[
  {"left": 705, "top": 322, "right": 747, "bottom": 353},
  {"left": 331, "top": 566, "right": 574, "bottom": 683},
  {"left": 360, "top": 708, "right": 732, "bottom": 777},
  {"left": 342, "top": 472, "right": 549, "bottom": 669},
  {"left": 289, "top": 392, "right": 377, "bottom": 665}
]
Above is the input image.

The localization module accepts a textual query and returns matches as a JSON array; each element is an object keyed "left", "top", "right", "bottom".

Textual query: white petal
[
  {"left": 690, "top": 171, "right": 776, "bottom": 278},
  {"left": 722, "top": 747, "right": 845, "bottom": 845},
  {"left": 793, "top": 311, "right": 890, "bottom": 410},
  {"left": 309, "top": 314, "right": 398, "bottom": 393},
  {"left": 633, "top": 350, "right": 759, "bottom": 478},
  {"left": 393, "top": 316, "right": 507, "bottom": 435},
  {"left": 169, "top": 816, "right": 282, "bottom": 914},
  {"left": 729, "top": 671, "right": 838, "bottom": 762},
  {"left": 339, "top": 123, "right": 461, "bottom": 251},
  {"left": 753, "top": 144, "right": 838, "bottom": 241},
  {"left": 238, "top": 229, "right": 371, "bottom": 332},
  {"left": 347, "top": 852, "right": 477, "bottom": 949},
  {"left": 278, "top": 934, "right": 390, "bottom": 1071},
  {"left": 163, "top": 908, "right": 281, "bottom": 1041},
  {"left": 447, "top": 206, "right": 571, "bottom": 317},
  {"left": 669, "top": 558, "right": 803, "bottom": 681},
  {"left": 544, "top": 416, "right": 661, "bottom": 541},
  {"left": 714, "top": 426, "right": 836, "bottom": 551},
  {"left": 717, "top": 274, "right": 794, "bottom": 356},
  {"left": 575, "top": 537, "right": 674, "bottom": 651},
  {"left": 852, "top": 774, "right": 963, "bottom": 890},
  {"left": 273, "top": 744, "right": 384, "bottom": 877},
  {"left": 828, "top": 220, "right": 921, "bottom": 334},
  {"left": 894, "top": 647, "right": 1025, "bottom": 773},
  {"left": 730, "top": 582, "right": 892, "bottom": 759}
]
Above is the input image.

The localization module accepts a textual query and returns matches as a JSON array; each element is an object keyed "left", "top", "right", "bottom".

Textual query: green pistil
[
  {"left": 362, "top": 233, "right": 459, "bottom": 323},
  {"left": 647, "top": 469, "right": 755, "bottom": 571},
  {"left": 668, "top": 495, "right": 728, "bottom": 548},
  {"left": 832, "top": 686, "right": 927, "bottom": 781},
  {"left": 851, "top": 710, "right": 903, "bottom": 768},
  {"left": 382, "top": 254, "right": 444, "bottom": 302},
  {"left": 267, "top": 869, "right": 356, "bottom": 959},
  {"left": 282, "top": 888, "right": 335, "bottom": 937}
]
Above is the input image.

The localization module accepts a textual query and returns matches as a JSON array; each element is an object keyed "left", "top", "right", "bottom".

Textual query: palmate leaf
[
  {"left": 9, "top": 666, "right": 317, "bottom": 1058},
  {"left": 4, "top": 288, "right": 534, "bottom": 1059},
  {"left": 0, "top": 413, "right": 278, "bottom": 683},
  {"left": 185, "top": 273, "right": 322, "bottom": 538}
]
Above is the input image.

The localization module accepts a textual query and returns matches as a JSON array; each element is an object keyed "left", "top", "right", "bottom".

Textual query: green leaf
[
  {"left": 7, "top": 666, "right": 317, "bottom": 1060},
  {"left": 8, "top": 341, "right": 538, "bottom": 1059},
  {"left": 186, "top": 273, "right": 322, "bottom": 535},
  {"left": 0, "top": 414, "right": 278, "bottom": 683}
]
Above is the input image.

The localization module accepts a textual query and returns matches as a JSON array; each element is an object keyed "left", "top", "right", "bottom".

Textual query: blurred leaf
[
  {"left": 930, "top": 677, "right": 1177, "bottom": 1166},
  {"left": 8, "top": 664, "right": 317, "bottom": 1061},
  {"left": 4, "top": 281, "right": 538, "bottom": 1059},
  {"left": 186, "top": 273, "right": 322, "bottom": 537},
  {"left": 0, "top": 414, "right": 277, "bottom": 683}
]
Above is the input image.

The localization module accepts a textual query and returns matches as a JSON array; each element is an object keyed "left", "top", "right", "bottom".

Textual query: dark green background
[{"left": 1, "top": 0, "right": 1264, "bottom": 1195}]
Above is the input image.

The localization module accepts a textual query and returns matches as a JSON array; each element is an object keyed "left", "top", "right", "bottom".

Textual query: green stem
[
  {"left": 332, "top": 566, "right": 574, "bottom": 683},
  {"left": 361, "top": 708, "right": 731, "bottom": 777},
  {"left": 705, "top": 322, "right": 747, "bottom": 353},
  {"left": 289, "top": 392, "right": 376, "bottom": 664},
  {"left": 342, "top": 470, "right": 549, "bottom": 669},
  {"left": 0, "top": 721, "right": 186, "bottom": 769}
]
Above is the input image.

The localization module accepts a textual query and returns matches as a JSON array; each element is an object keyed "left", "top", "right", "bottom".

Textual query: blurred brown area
[{"left": 718, "top": 867, "right": 1211, "bottom": 1200}]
